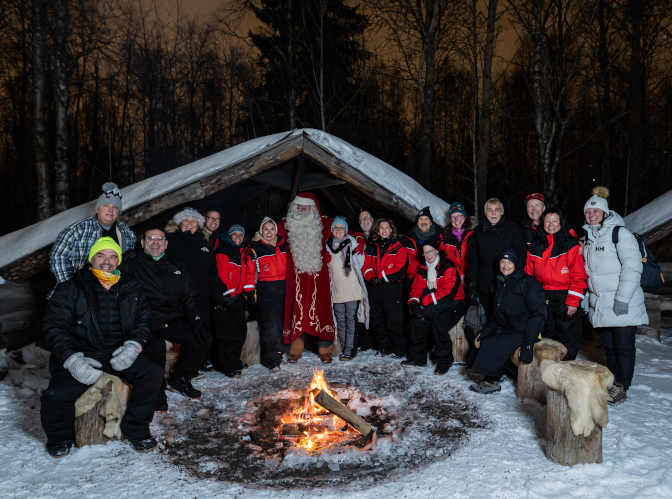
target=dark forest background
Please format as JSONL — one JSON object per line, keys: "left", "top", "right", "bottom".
{"left": 1, "top": 0, "right": 671, "bottom": 236}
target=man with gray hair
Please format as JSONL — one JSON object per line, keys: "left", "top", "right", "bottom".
{"left": 467, "top": 198, "right": 527, "bottom": 317}
{"left": 50, "top": 182, "right": 136, "bottom": 295}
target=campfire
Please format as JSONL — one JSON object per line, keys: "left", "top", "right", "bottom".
{"left": 279, "top": 369, "right": 374, "bottom": 452}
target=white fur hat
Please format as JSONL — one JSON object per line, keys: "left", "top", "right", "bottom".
{"left": 583, "top": 186, "right": 610, "bottom": 214}
{"left": 292, "top": 194, "right": 316, "bottom": 206}
{"left": 174, "top": 207, "right": 205, "bottom": 228}
{"left": 259, "top": 216, "right": 277, "bottom": 234}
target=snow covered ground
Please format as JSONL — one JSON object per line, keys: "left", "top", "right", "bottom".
{"left": 1, "top": 330, "right": 671, "bottom": 499}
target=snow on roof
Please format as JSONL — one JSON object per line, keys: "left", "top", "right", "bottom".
{"left": 0, "top": 129, "right": 451, "bottom": 272}
{"left": 624, "top": 189, "right": 672, "bottom": 236}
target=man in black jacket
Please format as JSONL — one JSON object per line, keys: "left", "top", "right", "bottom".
{"left": 40, "top": 237, "right": 163, "bottom": 458}
{"left": 467, "top": 198, "right": 527, "bottom": 317}
{"left": 121, "top": 228, "right": 212, "bottom": 405}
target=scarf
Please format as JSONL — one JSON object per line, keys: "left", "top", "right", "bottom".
{"left": 426, "top": 256, "right": 440, "bottom": 290}
{"left": 409, "top": 224, "right": 436, "bottom": 243}
{"left": 90, "top": 268, "right": 121, "bottom": 291}
{"left": 152, "top": 252, "right": 165, "bottom": 261}
{"left": 451, "top": 227, "right": 466, "bottom": 241}
{"left": 327, "top": 235, "right": 352, "bottom": 276}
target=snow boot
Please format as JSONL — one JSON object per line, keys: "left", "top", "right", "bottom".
{"left": 46, "top": 441, "right": 72, "bottom": 459}
{"left": 464, "top": 368, "right": 485, "bottom": 383}
{"left": 155, "top": 384, "right": 169, "bottom": 413}
{"left": 607, "top": 382, "right": 627, "bottom": 405}
{"left": 469, "top": 380, "right": 501, "bottom": 394}
{"left": 200, "top": 360, "right": 215, "bottom": 372}
{"left": 223, "top": 365, "right": 242, "bottom": 378}
{"left": 270, "top": 365, "right": 281, "bottom": 373}
{"left": 127, "top": 437, "right": 158, "bottom": 453}
{"left": 401, "top": 359, "right": 427, "bottom": 368}
{"left": 339, "top": 354, "right": 352, "bottom": 361}
{"left": 434, "top": 364, "right": 452, "bottom": 376}
{"left": 167, "top": 375, "right": 201, "bottom": 399}
{"left": 288, "top": 354, "right": 302, "bottom": 363}
{"left": 319, "top": 353, "right": 333, "bottom": 364}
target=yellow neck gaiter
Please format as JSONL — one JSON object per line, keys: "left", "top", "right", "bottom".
{"left": 90, "top": 268, "right": 121, "bottom": 290}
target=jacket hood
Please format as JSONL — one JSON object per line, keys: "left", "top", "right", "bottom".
{"left": 165, "top": 219, "right": 178, "bottom": 234}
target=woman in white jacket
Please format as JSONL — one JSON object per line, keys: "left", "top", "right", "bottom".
{"left": 583, "top": 187, "right": 648, "bottom": 405}
{"left": 326, "top": 216, "right": 370, "bottom": 360}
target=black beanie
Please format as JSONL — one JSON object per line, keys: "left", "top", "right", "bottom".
{"left": 497, "top": 248, "right": 519, "bottom": 268}
{"left": 416, "top": 206, "right": 433, "bottom": 224}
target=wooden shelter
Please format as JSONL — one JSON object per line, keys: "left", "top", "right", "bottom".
{"left": 0, "top": 129, "right": 451, "bottom": 349}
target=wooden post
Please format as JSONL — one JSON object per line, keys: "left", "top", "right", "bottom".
{"left": 74, "top": 381, "right": 114, "bottom": 447}
{"left": 545, "top": 387, "right": 602, "bottom": 466}
{"left": 517, "top": 359, "right": 548, "bottom": 403}
{"left": 164, "top": 340, "right": 184, "bottom": 380}
{"left": 448, "top": 318, "right": 468, "bottom": 363}
{"left": 240, "top": 321, "right": 261, "bottom": 366}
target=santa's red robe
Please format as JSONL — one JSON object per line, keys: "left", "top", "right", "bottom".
{"left": 277, "top": 193, "right": 335, "bottom": 344}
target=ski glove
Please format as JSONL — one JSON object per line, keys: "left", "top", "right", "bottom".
{"left": 219, "top": 294, "right": 237, "bottom": 309}
{"left": 369, "top": 277, "right": 381, "bottom": 287}
{"left": 64, "top": 352, "right": 103, "bottom": 385}
{"left": 110, "top": 341, "right": 143, "bottom": 371}
{"left": 468, "top": 283, "right": 479, "bottom": 307}
{"left": 244, "top": 291, "right": 256, "bottom": 305}
{"left": 193, "top": 319, "right": 209, "bottom": 341}
{"left": 354, "top": 238, "right": 366, "bottom": 255}
{"left": 519, "top": 343, "right": 534, "bottom": 365}
{"left": 409, "top": 302, "right": 424, "bottom": 320}
{"left": 613, "top": 300, "right": 629, "bottom": 317}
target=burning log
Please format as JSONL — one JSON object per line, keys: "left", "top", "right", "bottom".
{"left": 281, "top": 423, "right": 327, "bottom": 436}
{"left": 310, "top": 388, "right": 374, "bottom": 439}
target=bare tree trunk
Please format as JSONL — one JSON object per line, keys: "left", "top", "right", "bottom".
{"left": 287, "top": 0, "right": 296, "bottom": 129}
{"left": 54, "top": 0, "right": 71, "bottom": 212}
{"left": 625, "top": 0, "right": 643, "bottom": 212}
{"left": 476, "top": 0, "right": 498, "bottom": 210}
{"left": 32, "top": 0, "right": 51, "bottom": 220}
{"left": 471, "top": 0, "right": 479, "bottom": 209}
{"left": 598, "top": 1, "right": 614, "bottom": 188}
{"left": 416, "top": 2, "right": 438, "bottom": 189}
{"left": 318, "top": 0, "right": 325, "bottom": 131}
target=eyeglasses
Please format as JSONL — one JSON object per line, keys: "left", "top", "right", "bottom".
{"left": 205, "top": 216, "right": 220, "bottom": 222}
{"left": 359, "top": 215, "right": 373, "bottom": 220}
{"left": 145, "top": 236, "right": 166, "bottom": 242}
{"left": 333, "top": 227, "right": 346, "bottom": 231}
{"left": 423, "top": 251, "right": 436, "bottom": 256}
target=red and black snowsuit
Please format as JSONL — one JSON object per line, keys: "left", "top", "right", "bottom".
{"left": 213, "top": 241, "right": 256, "bottom": 372}
{"left": 406, "top": 257, "right": 466, "bottom": 369}
{"left": 441, "top": 228, "right": 475, "bottom": 284}
{"left": 525, "top": 225, "right": 587, "bottom": 360}
{"left": 363, "top": 238, "right": 409, "bottom": 356}
{"left": 250, "top": 236, "right": 286, "bottom": 369}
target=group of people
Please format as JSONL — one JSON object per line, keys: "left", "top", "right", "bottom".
{"left": 38, "top": 181, "right": 648, "bottom": 459}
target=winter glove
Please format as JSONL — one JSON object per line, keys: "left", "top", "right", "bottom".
{"left": 192, "top": 319, "right": 209, "bottom": 341}
{"left": 409, "top": 302, "right": 424, "bottom": 320}
{"left": 354, "top": 238, "right": 366, "bottom": 255}
{"left": 64, "top": 352, "right": 103, "bottom": 385}
{"left": 244, "top": 291, "right": 256, "bottom": 306}
{"left": 124, "top": 250, "right": 137, "bottom": 259}
{"left": 369, "top": 277, "right": 381, "bottom": 287}
{"left": 519, "top": 343, "right": 534, "bottom": 364}
{"left": 110, "top": 341, "right": 142, "bottom": 371}
{"left": 613, "top": 300, "right": 629, "bottom": 317}
{"left": 468, "top": 283, "right": 479, "bottom": 307}
{"left": 220, "top": 294, "right": 237, "bottom": 309}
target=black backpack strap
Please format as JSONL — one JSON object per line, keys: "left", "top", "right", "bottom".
{"left": 612, "top": 225, "right": 621, "bottom": 246}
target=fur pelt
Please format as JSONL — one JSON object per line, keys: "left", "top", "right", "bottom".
{"left": 164, "top": 219, "right": 209, "bottom": 239}
{"left": 284, "top": 204, "right": 324, "bottom": 274}
{"left": 592, "top": 186, "right": 610, "bottom": 199}
{"left": 540, "top": 359, "right": 613, "bottom": 437}
{"left": 511, "top": 338, "right": 567, "bottom": 367}
{"left": 74, "top": 374, "right": 131, "bottom": 439}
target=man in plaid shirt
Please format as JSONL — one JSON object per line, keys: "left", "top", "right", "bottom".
{"left": 49, "top": 183, "right": 136, "bottom": 295}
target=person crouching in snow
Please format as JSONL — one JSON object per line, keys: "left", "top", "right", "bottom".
{"left": 468, "top": 249, "right": 546, "bottom": 394}
{"left": 40, "top": 237, "right": 163, "bottom": 457}
{"left": 403, "top": 242, "right": 466, "bottom": 375}
{"left": 214, "top": 224, "right": 256, "bottom": 377}
{"left": 326, "top": 216, "right": 370, "bottom": 361}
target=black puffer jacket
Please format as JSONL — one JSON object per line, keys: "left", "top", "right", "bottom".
{"left": 119, "top": 251, "right": 202, "bottom": 332}
{"left": 43, "top": 268, "right": 152, "bottom": 368}
{"left": 483, "top": 268, "right": 546, "bottom": 345}
{"left": 165, "top": 220, "right": 226, "bottom": 306}
{"left": 467, "top": 216, "right": 527, "bottom": 296}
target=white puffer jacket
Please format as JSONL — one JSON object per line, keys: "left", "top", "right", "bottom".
{"left": 583, "top": 211, "right": 648, "bottom": 328}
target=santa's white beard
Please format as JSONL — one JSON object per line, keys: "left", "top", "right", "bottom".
{"left": 285, "top": 204, "right": 323, "bottom": 274}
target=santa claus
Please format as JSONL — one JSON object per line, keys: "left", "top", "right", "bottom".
{"left": 278, "top": 192, "right": 364, "bottom": 363}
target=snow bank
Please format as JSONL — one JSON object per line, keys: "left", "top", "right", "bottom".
{"left": 624, "top": 189, "right": 672, "bottom": 236}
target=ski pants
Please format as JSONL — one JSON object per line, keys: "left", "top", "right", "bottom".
{"left": 597, "top": 325, "right": 637, "bottom": 390}
{"left": 544, "top": 290, "right": 582, "bottom": 361}
{"left": 472, "top": 328, "right": 523, "bottom": 378}
{"left": 213, "top": 294, "right": 247, "bottom": 372}
{"left": 368, "top": 281, "right": 406, "bottom": 356}
{"left": 256, "top": 280, "right": 285, "bottom": 369}
{"left": 148, "top": 318, "right": 212, "bottom": 379}
{"left": 41, "top": 351, "right": 164, "bottom": 444}
{"left": 407, "top": 301, "right": 465, "bottom": 369}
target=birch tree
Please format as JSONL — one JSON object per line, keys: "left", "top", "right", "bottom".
{"left": 54, "top": 0, "right": 71, "bottom": 212}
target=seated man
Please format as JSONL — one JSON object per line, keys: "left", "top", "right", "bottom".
{"left": 468, "top": 249, "right": 546, "bottom": 394}
{"left": 40, "top": 237, "right": 163, "bottom": 458}
{"left": 403, "top": 242, "right": 466, "bottom": 375}
{"left": 120, "top": 228, "right": 211, "bottom": 406}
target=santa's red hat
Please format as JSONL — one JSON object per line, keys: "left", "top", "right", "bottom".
{"left": 292, "top": 194, "right": 316, "bottom": 206}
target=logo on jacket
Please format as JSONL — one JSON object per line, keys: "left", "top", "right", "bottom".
{"left": 561, "top": 266, "right": 569, "bottom": 274}
{"left": 174, "top": 270, "right": 181, "bottom": 274}
{"left": 388, "top": 263, "right": 395, "bottom": 270}
{"left": 201, "top": 247, "right": 209, "bottom": 252}
{"left": 263, "top": 264, "right": 270, "bottom": 271}
{"left": 596, "top": 247, "right": 604, "bottom": 251}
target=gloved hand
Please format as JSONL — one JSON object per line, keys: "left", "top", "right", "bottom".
{"left": 468, "top": 283, "right": 479, "bottom": 306}
{"left": 409, "top": 302, "right": 424, "bottom": 320}
{"left": 64, "top": 352, "right": 103, "bottom": 385}
{"left": 520, "top": 343, "right": 534, "bottom": 364}
{"left": 474, "top": 327, "right": 493, "bottom": 348}
{"left": 369, "top": 277, "right": 381, "bottom": 287}
{"left": 354, "top": 237, "right": 366, "bottom": 255}
{"left": 192, "top": 319, "right": 209, "bottom": 341}
{"left": 124, "top": 250, "right": 137, "bottom": 259}
{"left": 244, "top": 291, "right": 256, "bottom": 306}
{"left": 220, "top": 294, "right": 237, "bottom": 309}
{"left": 613, "top": 300, "right": 629, "bottom": 316}
{"left": 110, "top": 340, "right": 142, "bottom": 371}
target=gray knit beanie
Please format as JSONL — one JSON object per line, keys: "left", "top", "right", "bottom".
{"left": 174, "top": 207, "right": 205, "bottom": 228}
{"left": 96, "top": 182, "right": 123, "bottom": 214}
{"left": 229, "top": 224, "right": 245, "bottom": 237}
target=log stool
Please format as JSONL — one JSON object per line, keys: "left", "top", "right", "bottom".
{"left": 540, "top": 359, "right": 613, "bottom": 466}
{"left": 449, "top": 317, "right": 468, "bottom": 363}
{"left": 240, "top": 320, "right": 261, "bottom": 366}
{"left": 512, "top": 339, "right": 567, "bottom": 403}
{"left": 74, "top": 374, "right": 131, "bottom": 447}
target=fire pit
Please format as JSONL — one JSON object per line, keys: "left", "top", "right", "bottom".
{"left": 158, "top": 362, "right": 486, "bottom": 488}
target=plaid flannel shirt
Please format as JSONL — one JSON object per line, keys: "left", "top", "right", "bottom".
{"left": 49, "top": 215, "right": 136, "bottom": 286}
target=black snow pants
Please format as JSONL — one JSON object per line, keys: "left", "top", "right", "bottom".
{"left": 213, "top": 294, "right": 248, "bottom": 372}
{"left": 597, "top": 325, "right": 637, "bottom": 390}
{"left": 41, "top": 351, "right": 164, "bottom": 444}
{"left": 407, "top": 301, "right": 465, "bottom": 369}
{"left": 544, "top": 290, "right": 582, "bottom": 361}
{"left": 472, "top": 328, "right": 523, "bottom": 378}
{"left": 148, "top": 318, "right": 212, "bottom": 379}
{"left": 256, "top": 280, "right": 285, "bottom": 369}
{"left": 368, "top": 281, "right": 406, "bottom": 356}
